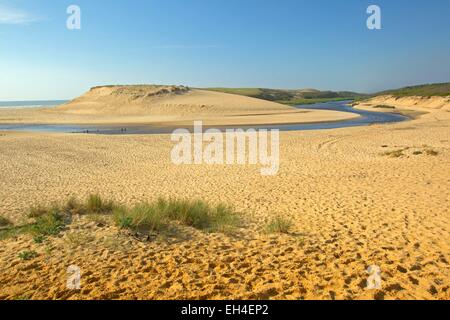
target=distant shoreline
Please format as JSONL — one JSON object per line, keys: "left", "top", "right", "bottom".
{"left": 0, "top": 100, "right": 69, "bottom": 109}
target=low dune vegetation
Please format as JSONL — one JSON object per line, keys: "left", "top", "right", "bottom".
{"left": 0, "top": 195, "right": 241, "bottom": 243}
{"left": 18, "top": 250, "right": 38, "bottom": 261}
{"left": 113, "top": 198, "right": 239, "bottom": 233}
{"left": 377, "top": 82, "right": 450, "bottom": 97}
{"left": 381, "top": 146, "right": 440, "bottom": 158}
{"left": 265, "top": 216, "right": 294, "bottom": 234}
{"left": 204, "top": 87, "right": 365, "bottom": 105}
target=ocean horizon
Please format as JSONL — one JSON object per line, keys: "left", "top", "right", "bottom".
{"left": 0, "top": 100, "right": 68, "bottom": 109}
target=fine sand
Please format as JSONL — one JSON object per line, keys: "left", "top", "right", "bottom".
{"left": 0, "top": 96, "right": 449, "bottom": 300}
{"left": 0, "top": 86, "right": 358, "bottom": 126}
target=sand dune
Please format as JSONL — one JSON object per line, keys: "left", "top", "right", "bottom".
{"left": 355, "top": 95, "right": 450, "bottom": 113}
{"left": 57, "top": 85, "right": 288, "bottom": 116}
{"left": 0, "top": 85, "right": 358, "bottom": 125}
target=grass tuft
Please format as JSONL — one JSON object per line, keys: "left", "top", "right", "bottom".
{"left": 265, "top": 216, "right": 293, "bottom": 234}
{"left": 64, "top": 197, "right": 86, "bottom": 215}
{"left": 28, "top": 205, "right": 49, "bottom": 218}
{"left": 30, "top": 210, "right": 65, "bottom": 237}
{"left": 86, "top": 194, "right": 115, "bottom": 214}
{"left": 2, "top": 195, "right": 240, "bottom": 242}
{"left": 113, "top": 203, "right": 167, "bottom": 232}
{"left": 18, "top": 250, "right": 38, "bottom": 261}
{"left": 114, "top": 198, "right": 239, "bottom": 233}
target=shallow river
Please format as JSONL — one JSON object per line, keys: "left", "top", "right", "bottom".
{"left": 0, "top": 100, "right": 408, "bottom": 134}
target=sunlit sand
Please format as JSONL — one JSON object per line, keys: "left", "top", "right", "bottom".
{"left": 0, "top": 92, "right": 448, "bottom": 300}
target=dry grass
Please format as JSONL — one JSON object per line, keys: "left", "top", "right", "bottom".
{"left": 265, "top": 216, "right": 293, "bottom": 234}
{"left": 86, "top": 194, "right": 115, "bottom": 214}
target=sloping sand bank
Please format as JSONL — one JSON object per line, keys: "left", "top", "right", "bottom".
{"left": 355, "top": 95, "right": 450, "bottom": 121}
{"left": 0, "top": 86, "right": 358, "bottom": 126}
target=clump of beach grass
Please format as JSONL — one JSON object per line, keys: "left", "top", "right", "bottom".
{"left": 0, "top": 224, "right": 29, "bottom": 241}
{"left": 265, "top": 216, "right": 293, "bottom": 234}
{"left": 1, "top": 205, "right": 68, "bottom": 241}
{"left": 1, "top": 195, "right": 240, "bottom": 243}
{"left": 159, "top": 198, "right": 238, "bottom": 231}
{"left": 86, "top": 194, "right": 115, "bottom": 214}
{"left": 28, "top": 205, "right": 49, "bottom": 218}
{"left": 114, "top": 198, "right": 240, "bottom": 233}
{"left": 63, "top": 197, "right": 86, "bottom": 215}
{"left": 30, "top": 209, "right": 66, "bottom": 237}
{"left": 113, "top": 203, "right": 168, "bottom": 232}
{"left": 18, "top": 250, "right": 38, "bottom": 261}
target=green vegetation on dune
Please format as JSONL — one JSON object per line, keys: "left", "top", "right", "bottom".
{"left": 205, "top": 82, "right": 450, "bottom": 105}
{"left": 377, "top": 82, "right": 450, "bottom": 97}
{"left": 265, "top": 216, "right": 293, "bottom": 234}
{"left": 0, "top": 195, "right": 240, "bottom": 241}
{"left": 276, "top": 97, "right": 353, "bottom": 106}
{"left": 114, "top": 198, "right": 239, "bottom": 234}
{"left": 206, "top": 87, "right": 264, "bottom": 98}
{"left": 204, "top": 87, "right": 366, "bottom": 106}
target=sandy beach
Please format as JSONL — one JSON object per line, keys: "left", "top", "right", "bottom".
{"left": 0, "top": 95, "right": 448, "bottom": 300}
{"left": 2, "top": 0, "right": 450, "bottom": 307}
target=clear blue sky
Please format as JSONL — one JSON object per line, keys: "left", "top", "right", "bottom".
{"left": 1, "top": 0, "right": 450, "bottom": 100}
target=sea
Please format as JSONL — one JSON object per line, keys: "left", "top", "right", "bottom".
{"left": 0, "top": 100, "right": 68, "bottom": 109}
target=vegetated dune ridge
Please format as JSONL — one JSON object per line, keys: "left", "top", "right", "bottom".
{"left": 0, "top": 93, "right": 449, "bottom": 300}
{"left": 204, "top": 87, "right": 366, "bottom": 105}
{"left": 0, "top": 85, "right": 358, "bottom": 125}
